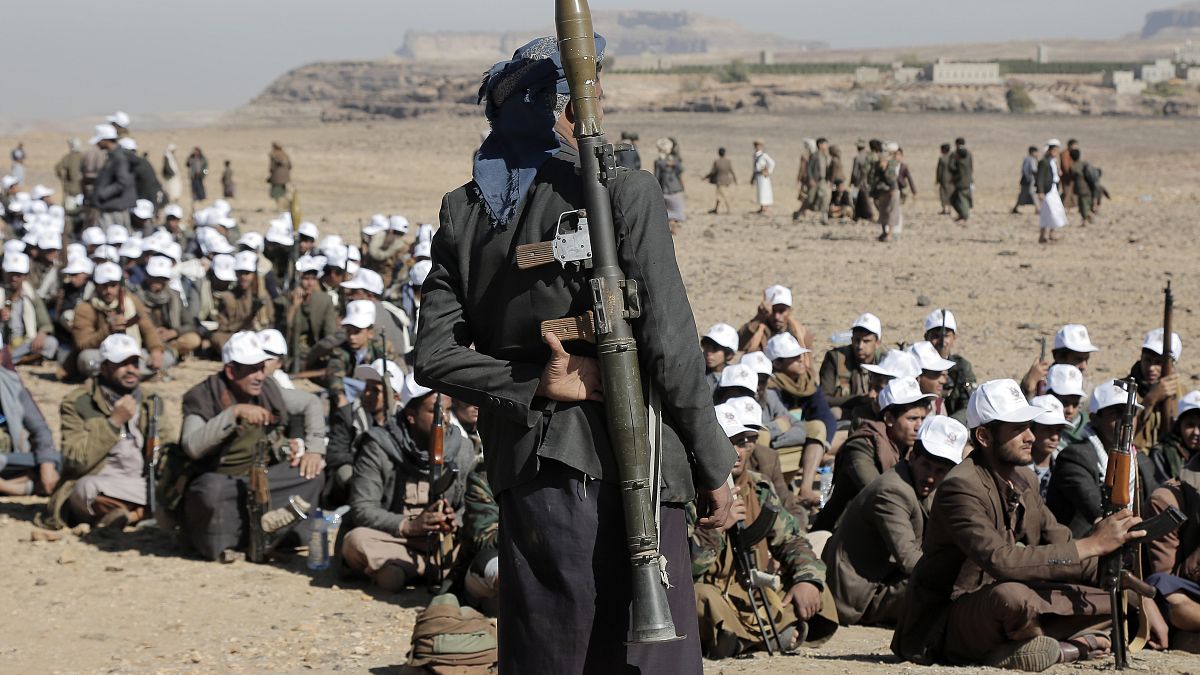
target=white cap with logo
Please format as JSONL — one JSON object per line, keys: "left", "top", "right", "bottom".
{"left": 702, "top": 323, "right": 739, "bottom": 353}
{"left": 145, "top": 255, "right": 174, "bottom": 279}
{"left": 726, "top": 396, "right": 766, "bottom": 430}
{"left": 1045, "top": 364, "right": 1085, "bottom": 397}
{"left": 2, "top": 252, "right": 30, "bottom": 275}
{"left": 1142, "top": 328, "right": 1182, "bottom": 362}
{"left": 1054, "top": 324, "right": 1098, "bottom": 353}
{"left": 1030, "top": 395, "right": 1071, "bottom": 427}
{"left": 908, "top": 341, "right": 956, "bottom": 373}
{"left": 211, "top": 254, "right": 236, "bottom": 282}
{"left": 923, "top": 309, "right": 957, "bottom": 334}
{"left": 765, "top": 333, "right": 809, "bottom": 361}
{"left": 222, "top": 331, "right": 271, "bottom": 365}
{"left": 131, "top": 199, "right": 155, "bottom": 220}
{"left": 233, "top": 250, "right": 259, "bottom": 273}
{"left": 296, "top": 254, "right": 326, "bottom": 274}
{"left": 967, "top": 379, "right": 1045, "bottom": 429}
{"left": 341, "top": 300, "right": 377, "bottom": 328}
{"left": 399, "top": 373, "right": 433, "bottom": 407}
{"left": 878, "top": 377, "right": 936, "bottom": 410}
{"left": 764, "top": 284, "right": 792, "bottom": 308}
{"left": 237, "top": 232, "right": 265, "bottom": 254}
{"left": 99, "top": 333, "right": 141, "bottom": 364}
{"left": 917, "top": 415, "right": 967, "bottom": 464}
{"left": 1178, "top": 390, "right": 1200, "bottom": 418}
{"left": 714, "top": 402, "right": 757, "bottom": 438}
{"left": 718, "top": 364, "right": 758, "bottom": 393}
{"left": 93, "top": 261, "right": 123, "bottom": 285}
{"left": 739, "top": 351, "right": 773, "bottom": 377}
{"left": 410, "top": 260, "right": 433, "bottom": 287}
{"left": 1089, "top": 379, "right": 1144, "bottom": 415}
{"left": 341, "top": 268, "right": 384, "bottom": 296}
{"left": 258, "top": 328, "right": 288, "bottom": 357}
{"left": 354, "top": 358, "right": 405, "bottom": 394}
{"left": 863, "top": 350, "right": 921, "bottom": 379}
{"left": 852, "top": 312, "right": 882, "bottom": 338}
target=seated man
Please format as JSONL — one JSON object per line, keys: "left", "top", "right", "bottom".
{"left": 701, "top": 322, "right": 739, "bottom": 391}
{"left": 134, "top": 255, "right": 201, "bottom": 362}
{"left": 324, "top": 355, "right": 395, "bottom": 507}
{"left": 844, "top": 349, "right": 921, "bottom": 427}
{"left": 285, "top": 254, "right": 336, "bottom": 372}
{"left": 449, "top": 397, "right": 482, "bottom": 458}
{"left": 907, "top": 341, "right": 958, "bottom": 421}
{"left": 1145, "top": 426, "right": 1200, "bottom": 651}
{"left": 922, "top": 309, "right": 976, "bottom": 418}
{"left": 723, "top": 394, "right": 806, "bottom": 523}
{"left": 319, "top": 300, "right": 394, "bottom": 408}
{"left": 178, "top": 331, "right": 326, "bottom": 561}
{"left": 819, "top": 312, "right": 883, "bottom": 419}
{"left": 1, "top": 251, "right": 58, "bottom": 365}
{"left": 738, "top": 284, "right": 814, "bottom": 356}
{"left": 823, "top": 415, "right": 966, "bottom": 626}
{"left": 1044, "top": 364, "right": 1087, "bottom": 449}
{"left": 342, "top": 371, "right": 475, "bottom": 592}
{"left": 70, "top": 261, "right": 165, "bottom": 380}
{"left": 462, "top": 458, "right": 499, "bottom": 614}
{"left": 338, "top": 267, "right": 410, "bottom": 354}
{"left": 1027, "top": 395, "right": 1072, "bottom": 501}
{"left": 1130, "top": 328, "right": 1186, "bottom": 453}
{"left": 44, "top": 334, "right": 173, "bottom": 529}
{"left": 0, "top": 364, "right": 60, "bottom": 497}
{"left": 766, "top": 333, "right": 837, "bottom": 506}
{"left": 1151, "top": 391, "right": 1200, "bottom": 483}
{"left": 893, "top": 378, "right": 1166, "bottom": 670}
{"left": 1049, "top": 379, "right": 1159, "bottom": 538}
{"left": 739, "top": 352, "right": 809, "bottom": 451}
{"left": 212, "top": 251, "right": 274, "bottom": 351}
{"left": 691, "top": 401, "right": 835, "bottom": 658}
{"left": 814, "top": 377, "right": 932, "bottom": 532}
{"left": 1021, "top": 323, "right": 1098, "bottom": 398}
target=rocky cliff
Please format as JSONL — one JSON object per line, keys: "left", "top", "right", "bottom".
{"left": 1142, "top": 2, "right": 1200, "bottom": 38}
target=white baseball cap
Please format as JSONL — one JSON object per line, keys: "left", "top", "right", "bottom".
{"left": 141, "top": 231, "right": 170, "bottom": 254}
{"left": 765, "top": 333, "right": 809, "bottom": 361}
{"left": 105, "top": 224, "right": 129, "bottom": 245}
{"left": 216, "top": 216, "right": 237, "bottom": 230}
{"left": 324, "top": 247, "right": 348, "bottom": 271}
{"left": 89, "top": 123, "right": 119, "bottom": 145}
{"left": 1089, "top": 379, "right": 1143, "bottom": 415}
{"left": 363, "top": 214, "right": 389, "bottom": 236}
{"left": 3, "top": 240, "right": 25, "bottom": 257}
{"left": 319, "top": 235, "right": 345, "bottom": 255}
{"left": 1054, "top": 324, "right": 1098, "bottom": 353}
{"left": 145, "top": 255, "right": 174, "bottom": 279}
{"left": 410, "top": 259, "right": 433, "bottom": 287}
{"left": 257, "top": 328, "right": 288, "bottom": 357}
{"left": 222, "top": 331, "right": 271, "bottom": 365}
{"left": 917, "top": 415, "right": 967, "bottom": 464}
{"left": 1045, "top": 364, "right": 1085, "bottom": 397}
{"left": 1046, "top": 138, "right": 1061, "bottom": 148}
{"left": 764, "top": 284, "right": 792, "bottom": 308}
{"left": 1030, "top": 395, "right": 1071, "bottom": 428}
{"left": 118, "top": 239, "right": 143, "bottom": 259}
{"left": 412, "top": 240, "right": 432, "bottom": 259}
{"left": 92, "top": 245, "right": 120, "bottom": 263}
{"left": 863, "top": 350, "right": 921, "bottom": 379}
{"left": 908, "top": 341, "right": 956, "bottom": 373}
{"left": 967, "top": 378, "right": 1045, "bottom": 428}
{"left": 202, "top": 231, "right": 235, "bottom": 256}
{"left": 164, "top": 242, "right": 183, "bottom": 262}
{"left": 265, "top": 219, "right": 294, "bottom": 246}
{"left": 3, "top": 252, "right": 31, "bottom": 275}
{"left": 878, "top": 377, "right": 936, "bottom": 410}
{"left": 727, "top": 395, "right": 766, "bottom": 430}
{"left": 211, "top": 254, "right": 236, "bottom": 282}
{"left": 923, "top": 308, "right": 957, "bottom": 334}
{"left": 399, "top": 372, "right": 433, "bottom": 407}
{"left": 296, "top": 254, "right": 326, "bottom": 274}
{"left": 193, "top": 207, "right": 215, "bottom": 227}
{"left": 390, "top": 215, "right": 410, "bottom": 233}
{"left": 211, "top": 199, "right": 232, "bottom": 217}
{"left": 702, "top": 323, "right": 739, "bottom": 353}
{"left": 233, "top": 250, "right": 259, "bottom": 273}
{"left": 342, "top": 299, "right": 376, "bottom": 328}
{"left": 298, "top": 221, "right": 319, "bottom": 239}
{"left": 30, "top": 184, "right": 54, "bottom": 200}
{"left": 36, "top": 232, "right": 62, "bottom": 251}
{"left": 718, "top": 364, "right": 758, "bottom": 394}
{"left": 106, "top": 110, "right": 131, "bottom": 128}
{"left": 99, "top": 333, "right": 140, "bottom": 364}
{"left": 81, "top": 226, "right": 106, "bottom": 247}
{"left": 852, "top": 312, "right": 882, "bottom": 338}
{"left": 237, "top": 232, "right": 265, "bottom": 254}
{"left": 354, "top": 358, "right": 405, "bottom": 394}
{"left": 739, "top": 351, "right": 773, "bottom": 377}
{"left": 131, "top": 199, "right": 155, "bottom": 220}
{"left": 1142, "top": 328, "right": 1182, "bottom": 362}
{"left": 118, "top": 137, "right": 138, "bottom": 151}
{"left": 163, "top": 204, "right": 184, "bottom": 220}
{"left": 63, "top": 256, "right": 94, "bottom": 276}
{"left": 1178, "top": 390, "right": 1200, "bottom": 418}
{"left": 93, "top": 261, "right": 123, "bottom": 285}
{"left": 714, "top": 402, "right": 758, "bottom": 438}
{"left": 341, "top": 268, "right": 384, "bottom": 296}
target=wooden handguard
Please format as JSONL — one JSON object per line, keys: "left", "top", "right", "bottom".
{"left": 541, "top": 311, "right": 596, "bottom": 343}
{"left": 516, "top": 241, "right": 557, "bottom": 269}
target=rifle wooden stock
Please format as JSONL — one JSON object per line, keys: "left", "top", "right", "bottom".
{"left": 1101, "top": 377, "right": 1140, "bottom": 669}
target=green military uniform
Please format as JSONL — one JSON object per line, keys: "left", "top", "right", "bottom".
{"left": 1150, "top": 433, "right": 1194, "bottom": 484}
{"left": 942, "top": 354, "right": 977, "bottom": 418}
{"left": 321, "top": 336, "right": 395, "bottom": 400}
{"left": 1071, "top": 158, "right": 1096, "bottom": 221}
{"left": 946, "top": 148, "right": 973, "bottom": 220}
{"left": 820, "top": 344, "right": 882, "bottom": 412}
{"left": 935, "top": 153, "right": 952, "bottom": 211}
{"left": 289, "top": 289, "right": 338, "bottom": 371}
{"left": 688, "top": 470, "right": 835, "bottom": 654}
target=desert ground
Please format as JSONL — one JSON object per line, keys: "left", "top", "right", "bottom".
{"left": 2, "top": 103, "right": 1199, "bottom": 673}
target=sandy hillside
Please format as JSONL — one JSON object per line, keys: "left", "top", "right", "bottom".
{"left": 2, "top": 107, "right": 1199, "bottom": 673}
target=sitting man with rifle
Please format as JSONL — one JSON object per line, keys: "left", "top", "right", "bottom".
{"left": 43, "top": 334, "right": 173, "bottom": 529}
{"left": 691, "top": 401, "right": 835, "bottom": 659}
{"left": 822, "top": 415, "right": 967, "bottom": 627}
{"left": 1130, "top": 327, "right": 1186, "bottom": 453}
{"left": 69, "top": 261, "right": 166, "bottom": 381}
{"left": 893, "top": 379, "right": 1171, "bottom": 671}
{"left": 342, "top": 370, "right": 474, "bottom": 592}
{"left": 211, "top": 251, "right": 274, "bottom": 352}
{"left": 177, "top": 331, "right": 326, "bottom": 562}
{"left": 284, "top": 254, "right": 336, "bottom": 374}
{"left": 1151, "top": 389, "right": 1200, "bottom": 483}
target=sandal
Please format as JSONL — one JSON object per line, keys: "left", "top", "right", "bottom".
{"left": 1064, "top": 632, "right": 1110, "bottom": 661}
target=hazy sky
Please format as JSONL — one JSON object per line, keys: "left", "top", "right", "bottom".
{"left": 4, "top": 0, "right": 1172, "bottom": 120}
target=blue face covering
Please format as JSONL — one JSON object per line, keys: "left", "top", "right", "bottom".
{"left": 473, "top": 35, "right": 605, "bottom": 229}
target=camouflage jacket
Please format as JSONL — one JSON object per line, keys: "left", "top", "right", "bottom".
{"left": 943, "top": 354, "right": 977, "bottom": 417}
{"left": 322, "top": 336, "right": 394, "bottom": 397}
{"left": 463, "top": 461, "right": 498, "bottom": 556}
{"left": 686, "top": 471, "right": 825, "bottom": 592}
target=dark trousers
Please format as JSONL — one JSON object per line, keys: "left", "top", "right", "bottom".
{"left": 182, "top": 462, "right": 324, "bottom": 560}
{"left": 497, "top": 459, "right": 702, "bottom": 674}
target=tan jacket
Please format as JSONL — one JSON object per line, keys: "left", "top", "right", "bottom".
{"left": 43, "top": 382, "right": 178, "bottom": 529}
{"left": 71, "top": 293, "right": 164, "bottom": 352}
{"left": 216, "top": 287, "right": 274, "bottom": 334}
{"left": 891, "top": 455, "right": 1097, "bottom": 664}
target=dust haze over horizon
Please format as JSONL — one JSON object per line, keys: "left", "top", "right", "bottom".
{"left": 4, "top": 0, "right": 1174, "bottom": 121}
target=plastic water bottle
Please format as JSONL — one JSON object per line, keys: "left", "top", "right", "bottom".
{"left": 817, "top": 466, "right": 834, "bottom": 509}
{"left": 830, "top": 329, "right": 853, "bottom": 347}
{"left": 307, "top": 508, "right": 330, "bottom": 570}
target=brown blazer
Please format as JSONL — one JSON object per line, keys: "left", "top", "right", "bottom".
{"left": 822, "top": 461, "right": 930, "bottom": 625}
{"left": 71, "top": 294, "right": 165, "bottom": 353}
{"left": 891, "top": 454, "right": 1098, "bottom": 664}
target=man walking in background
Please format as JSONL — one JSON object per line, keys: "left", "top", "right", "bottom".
{"left": 704, "top": 147, "right": 736, "bottom": 214}
{"left": 268, "top": 142, "right": 291, "bottom": 210}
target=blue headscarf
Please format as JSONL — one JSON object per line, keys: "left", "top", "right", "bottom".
{"left": 473, "top": 35, "right": 606, "bottom": 228}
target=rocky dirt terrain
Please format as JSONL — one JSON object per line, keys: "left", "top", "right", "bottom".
{"left": 3, "top": 107, "right": 1200, "bottom": 672}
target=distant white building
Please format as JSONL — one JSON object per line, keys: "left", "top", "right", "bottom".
{"left": 1036, "top": 44, "right": 1050, "bottom": 64}
{"left": 892, "top": 65, "right": 922, "bottom": 84}
{"left": 853, "top": 66, "right": 881, "bottom": 84}
{"left": 1176, "top": 40, "right": 1200, "bottom": 65}
{"left": 1136, "top": 58, "right": 1176, "bottom": 84}
{"left": 924, "top": 59, "right": 1002, "bottom": 85}
{"left": 1104, "top": 70, "right": 1147, "bottom": 95}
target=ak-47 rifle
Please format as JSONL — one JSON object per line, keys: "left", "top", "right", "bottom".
{"left": 428, "top": 393, "right": 449, "bottom": 589}
{"left": 939, "top": 308, "right": 948, "bottom": 359}
{"left": 143, "top": 394, "right": 162, "bottom": 527}
{"left": 247, "top": 421, "right": 312, "bottom": 563}
{"left": 1161, "top": 280, "right": 1175, "bottom": 430}
{"left": 727, "top": 502, "right": 787, "bottom": 655}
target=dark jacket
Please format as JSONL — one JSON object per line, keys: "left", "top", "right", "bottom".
{"left": 130, "top": 153, "right": 163, "bottom": 205}
{"left": 1047, "top": 431, "right": 1158, "bottom": 538}
{"left": 1035, "top": 157, "right": 1058, "bottom": 196}
{"left": 414, "top": 147, "right": 733, "bottom": 503}
{"left": 892, "top": 455, "right": 1098, "bottom": 664}
{"left": 813, "top": 420, "right": 900, "bottom": 531}
{"left": 946, "top": 148, "right": 972, "bottom": 189}
{"left": 93, "top": 148, "right": 136, "bottom": 212}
